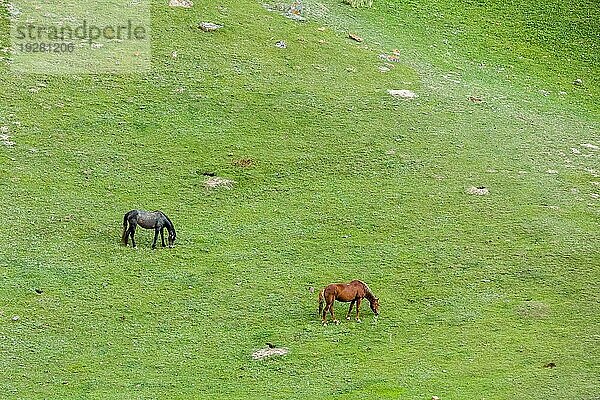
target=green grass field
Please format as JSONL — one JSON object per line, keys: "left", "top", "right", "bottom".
{"left": 0, "top": 0, "right": 598, "bottom": 398}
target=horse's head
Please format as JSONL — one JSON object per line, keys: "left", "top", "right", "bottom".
{"left": 369, "top": 297, "right": 380, "bottom": 316}
{"left": 168, "top": 230, "right": 176, "bottom": 247}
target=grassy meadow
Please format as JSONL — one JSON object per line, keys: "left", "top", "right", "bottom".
{"left": 0, "top": 0, "right": 598, "bottom": 398}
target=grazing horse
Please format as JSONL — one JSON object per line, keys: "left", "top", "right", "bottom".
{"left": 121, "top": 210, "right": 176, "bottom": 249}
{"left": 318, "top": 280, "right": 379, "bottom": 325}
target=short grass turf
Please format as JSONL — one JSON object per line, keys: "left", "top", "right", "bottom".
{"left": 0, "top": 0, "right": 598, "bottom": 398}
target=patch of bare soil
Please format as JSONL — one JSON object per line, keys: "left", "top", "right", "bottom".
{"left": 1, "top": 130, "right": 14, "bottom": 147}
{"left": 379, "top": 50, "right": 401, "bottom": 63}
{"left": 517, "top": 301, "right": 550, "bottom": 319}
{"left": 262, "top": 1, "right": 306, "bottom": 21}
{"left": 232, "top": 158, "right": 254, "bottom": 168}
{"left": 252, "top": 347, "right": 289, "bottom": 360}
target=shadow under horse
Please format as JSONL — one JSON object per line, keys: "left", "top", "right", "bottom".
{"left": 121, "top": 210, "right": 176, "bottom": 249}
{"left": 318, "top": 280, "right": 379, "bottom": 325}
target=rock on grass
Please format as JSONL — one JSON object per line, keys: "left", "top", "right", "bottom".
{"left": 388, "top": 89, "right": 417, "bottom": 99}
{"left": 169, "top": 0, "right": 193, "bottom": 7}
{"left": 204, "top": 176, "right": 235, "bottom": 190}
{"left": 466, "top": 186, "right": 489, "bottom": 195}
{"left": 252, "top": 347, "right": 288, "bottom": 360}
{"left": 199, "top": 22, "right": 223, "bottom": 32}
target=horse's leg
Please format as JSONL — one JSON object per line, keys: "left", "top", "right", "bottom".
{"left": 329, "top": 300, "right": 339, "bottom": 324}
{"left": 160, "top": 228, "right": 166, "bottom": 247}
{"left": 130, "top": 225, "right": 137, "bottom": 248}
{"left": 355, "top": 298, "right": 362, "bottom": 322}
{"left": 123, "top": 224, "right": 129, "bottom": 246}
{"left": 322, "top": 302, "right": 328, "bottom": 325}
{"left": 346, "top": 300, "right": 355, "bottom": 320}
{"left": 152, "top": 229, "right": 159, "bottom": 249}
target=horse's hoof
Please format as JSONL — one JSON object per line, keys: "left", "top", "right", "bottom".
{"left": 356, "top": 319, "right": 362, "bottom": 323}
{"left": 334, "top": 320, "right": 340, "bottom": 325}
{"left": 346, "top": 316, "right": 351, "bottom": 320}
{"left": 322, "top": 322, "right": 327, "bottom": 326}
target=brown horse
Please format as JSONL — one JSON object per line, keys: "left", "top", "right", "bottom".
{"left": 318, "top": 280, "right": 379, "bottom": 325}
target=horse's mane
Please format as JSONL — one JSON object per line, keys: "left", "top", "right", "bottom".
{"left": 157, "top": 211, "right": 175, "bottom": 233}
{"left": 360, "top": 281, "right": 376, "bottom": 301}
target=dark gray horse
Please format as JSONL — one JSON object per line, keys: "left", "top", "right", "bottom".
{"left": 121, "top": 210, "right": 176, "bottom": 249}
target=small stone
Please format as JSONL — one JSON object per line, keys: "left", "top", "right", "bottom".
{"left": 275, "top": 40, "right": 287, "bottom": 49}
{"left": 348, "top": 33, "right": 363, "bottom": 42}
{"left": 12, "top": 315, "right": 20, "bottom": 321}
{"left": 252, "top": 347, "right": 289, "bottom": 360}
{"left": 581, "top": 143, "right": 599, "bottom": 150}
{"left": 573, "top": 78, "right": 583, "bottom": 85}
{"left": 289, "top": 0, "right": 303, "bottom": 15}
{"left": 547, "top": 169, "right": 559, "bottom": 174}
{"left": 379, "top": 53, "right": 400, "bottom": 62}
{"left": 285, "top": 13, "right": 305, "bottom": 21}
{"left": 169, "top": 0, "right": 193, "bottom": 7}
{"left": 199, "top": 22, "right": 223, "bottom": 32}
{"left": 204, "top": 176, "right": 235, "bottom": 190}
{"left": 388, "top": 89, "right": 417, "bottom": 99}
{"left": 466, "top": 186, "right": 489, "bottom": 196}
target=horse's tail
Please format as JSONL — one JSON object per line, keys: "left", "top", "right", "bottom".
{"left": 121, "top": 211, "right": 132, "bottom": 244}
{"left": 318, "top": 288, "right": 325, "bottom": 316}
